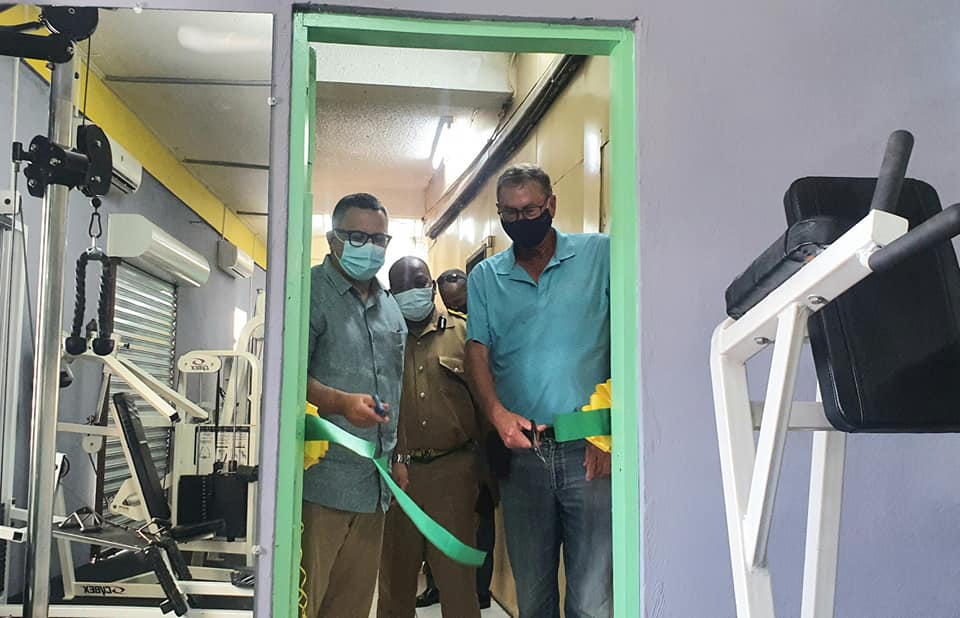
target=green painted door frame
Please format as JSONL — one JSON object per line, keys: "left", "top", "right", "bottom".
{"left": 280, "top": 12, "right": 640, "bottom": 618}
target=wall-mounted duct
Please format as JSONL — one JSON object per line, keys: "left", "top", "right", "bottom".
{"left": 106, "top": 213, "right": 210, "bottom": 287}
{"left": 425, "top": 54, "right": 587, "bottom": 239}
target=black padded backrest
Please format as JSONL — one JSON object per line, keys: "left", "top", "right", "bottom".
{"left": 113, "top": 393, "right": 172, "bottom": 520}
{"left": 785, "top": 177, "right": 960, "bottom": 432}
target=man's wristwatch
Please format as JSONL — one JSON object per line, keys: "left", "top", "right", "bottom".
{"left": 393, "top": 453, "right": 411, "bottom": 465}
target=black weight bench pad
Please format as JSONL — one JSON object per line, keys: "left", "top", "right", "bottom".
{"left": 785, "top": 177, "right": 960, "bottom": 432}
{"left": 725, "top": 216, "right": 850, "bottom": 319}
{"left": 113, "top": 393, "right": 224, "bottom": 538}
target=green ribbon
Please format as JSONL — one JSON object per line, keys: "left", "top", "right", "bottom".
{"left": 304, "top": 414, "right": 486, "bottom": 568}
{"left": 553, "top": 408, "right": 611, "bottom": 443}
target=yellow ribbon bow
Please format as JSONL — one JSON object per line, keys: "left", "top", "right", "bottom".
{"left": 580, "top": 379, "right": 612, "bottom": 453}
{"left": 303, "top": 402, "right": 329, "bottom": 470}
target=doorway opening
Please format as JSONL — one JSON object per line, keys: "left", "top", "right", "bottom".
{"left": 280, "top": 12, "right": 638, "bottom": 618}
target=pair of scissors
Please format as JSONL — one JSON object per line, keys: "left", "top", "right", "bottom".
{"left": 521, "top": 418, "right": 547, "bottom": 464}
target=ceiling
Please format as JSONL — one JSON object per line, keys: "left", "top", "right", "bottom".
{"left": 86, "top": 10, "right": 513, "bottom": 243}
{"left": 312, "top": 44, "right": 513, "bottom": 222}
{"left": 89, "top": 9, "right": 272, "bottom": 239}
{"left": 312, "top": 84, "right": 501, "bottom": 218}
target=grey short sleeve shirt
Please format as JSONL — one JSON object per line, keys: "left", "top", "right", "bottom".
{"left": 304, "top": 256, "right": 406, "bottom": 513}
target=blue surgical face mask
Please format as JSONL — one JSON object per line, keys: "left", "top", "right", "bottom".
{"left": 336, "top": 242, "right": 386, "bottom": 281}
{"left": 394, "top": 287, "right": 435, "bottom": 322}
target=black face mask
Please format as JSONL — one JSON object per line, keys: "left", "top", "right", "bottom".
{"left": 503, "top": 211, "right": 553, "bottom": 249}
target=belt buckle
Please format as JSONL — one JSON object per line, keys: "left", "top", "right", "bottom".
{"left": 523, "top": 418, "right": 547, "bottom": 464}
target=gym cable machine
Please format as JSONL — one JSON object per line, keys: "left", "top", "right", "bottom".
{"left": 0, "top": 7, "right": 114, "bottom": 617}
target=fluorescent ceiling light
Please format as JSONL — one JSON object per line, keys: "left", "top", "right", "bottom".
{"left": 177, "top": 26, "right": 271, "bottom": 54}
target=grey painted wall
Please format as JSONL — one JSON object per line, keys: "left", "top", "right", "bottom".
{"left": 636, "top": 2, "right": 960, "bottom": 616}
{"left": 0, "top": 58, "right": 266, "bottom": 589}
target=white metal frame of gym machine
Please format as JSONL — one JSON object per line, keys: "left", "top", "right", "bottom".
{"left": 0, "top": 303, "right": 266, "bottom": 617}
{"left": 709, "top": 131, "right": 941, "bottom": 617}
{"left": 0, "top": 255, "right": 263, "bottom": 615}
{"left": 56, "top": 348, "right": 242, "bottom": 600}
{"left": 710, "top": 212, "right": 898, "bottom": 618}
{"left": 170, "top": 292, "right": 264, "bottom": 563}
{"left": 0, "top": 196, "right": 28, "bottom": 606}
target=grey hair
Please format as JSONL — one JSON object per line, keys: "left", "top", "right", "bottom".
{"left": 496, "top": 164, "right": 553, "bottom": 200}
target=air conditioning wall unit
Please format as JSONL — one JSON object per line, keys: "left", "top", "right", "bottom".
{"left": 217, "top": 239, "right": 254, "bottom": 279}
{"left": 107, "top": 136, "right": 143, "bottom": 195}
{"left": 107, "top": 213, "right": 210, "bottom": 287}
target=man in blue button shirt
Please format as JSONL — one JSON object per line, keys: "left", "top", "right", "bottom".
{"left": 466, "top": 165, "right": 612, "bottom": 617}
{"left": 301, "top": 193, "right": 407, "bottom": 618}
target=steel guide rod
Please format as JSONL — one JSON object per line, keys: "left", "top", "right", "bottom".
{"left": 23, "top": 56, "right": 76, "bottom": 618}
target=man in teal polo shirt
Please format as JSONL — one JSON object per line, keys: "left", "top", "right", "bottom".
{"left": 465, "top": 164, "right": 612, "bottom": 617}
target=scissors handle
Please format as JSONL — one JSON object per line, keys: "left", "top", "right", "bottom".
{"left": 372, "top": 394, "right": 385, "bottom": 417}
{"left": 521, "top": 418, "right": 547, "bottom": 463}
{"left": 520, "top": 419, "right": 537, "bottom": 444}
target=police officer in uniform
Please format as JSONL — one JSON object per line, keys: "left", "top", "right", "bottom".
{"left": 377, "top": 256, "right": 482, "bottom": 618}
{"left": 418, "top": 266, "right": 498, "bottom": 611}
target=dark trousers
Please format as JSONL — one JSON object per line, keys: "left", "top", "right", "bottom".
{"left": 475, "top": 484, "right": 496, "bottom": 597}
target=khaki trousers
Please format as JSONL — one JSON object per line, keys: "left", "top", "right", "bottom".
{"left": 301, "top": 501, "right": 385, "bottom": 618}
{"left": 377, "top": 451, "right": 480, "bottom": 618}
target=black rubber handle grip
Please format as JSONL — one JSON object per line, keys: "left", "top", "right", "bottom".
{"left": 868, "top": 203, "right": 960, "bottom": 273}
{"left": 65, "top": 252, "right": 94, "bottom": 355}
{"left": 65, "top": 249, "right": 116, "bottom": 356}
{"left": 869, "top": 130, "right": 914, "bottom": 214}
{"left": 92, "top": 258, "right": 117, "bottom": 356}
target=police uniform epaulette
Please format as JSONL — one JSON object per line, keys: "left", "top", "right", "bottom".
{"left": 447, "top": 309, "right": 467, "bottom": 321}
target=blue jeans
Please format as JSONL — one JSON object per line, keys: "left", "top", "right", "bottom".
{"left": 500, "top": 437, "right": 612, "bottom": 618}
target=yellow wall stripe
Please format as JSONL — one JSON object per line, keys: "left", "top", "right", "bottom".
{"left": 1, "top": 5, "right": 268, "bottom": 268}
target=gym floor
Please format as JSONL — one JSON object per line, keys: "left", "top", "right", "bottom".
{"left": 368, "top": 573, "right": 511, "bottom": 617}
